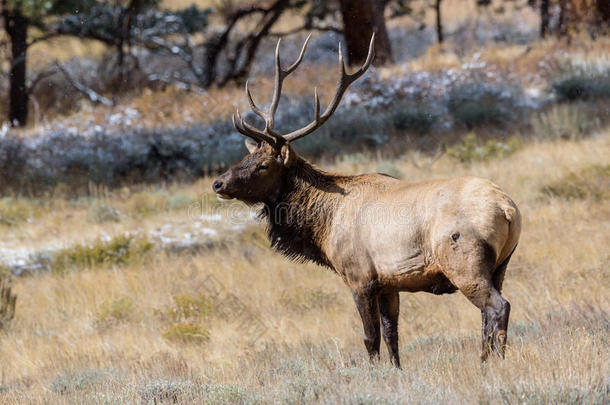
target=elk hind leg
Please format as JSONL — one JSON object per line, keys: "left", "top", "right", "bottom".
{"left": 443, "top": 243, "right": 510, "bottom": 361}
{"left": 458, "top": 278, "right": 509, "bottom": 361}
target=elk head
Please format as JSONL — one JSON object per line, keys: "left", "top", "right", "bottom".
{"left": 212, "top": 34, "right": 375, "bottom": 204}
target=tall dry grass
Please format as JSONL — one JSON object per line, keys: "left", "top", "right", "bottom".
{"left": 0, "top": 129, "right": 608, "bottom": 403}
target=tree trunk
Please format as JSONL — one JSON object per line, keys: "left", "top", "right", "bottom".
{"left": 597, "top": 0, "right": 610, "bottom": 23}
{"left": 339, "top": 0, "right": 392, "bottom": 65}
{"left": 116, "top": 0, "right": 144, "bottom": 88}
{"left": 435, "top": 0, "right": 443, "bottom": 43}
{"left": 540, "top": 0, "right": 550, "bottom": 38}
{"left": 4, "top": 9, "right": 28, "bottom": 126}
{"left": 558, "top": 0, "right": 569, "bottom": 37}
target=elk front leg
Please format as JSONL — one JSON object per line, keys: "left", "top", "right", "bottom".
{"left": 379, "top": 291, "right": 401, "bottom": 368}
{"left": 352, "top": 288, "right": 381, "bottom": 362}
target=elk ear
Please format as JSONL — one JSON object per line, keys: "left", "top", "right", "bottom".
{"left": 244, "top": 138, "right": 259, "bottom": 154}
{"left": 280, "top": 144, "right": 295, "bottom": 167}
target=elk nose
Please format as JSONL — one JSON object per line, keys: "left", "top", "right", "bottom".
{"left": 212, "top": 180, "right": 223, "bottom": 192}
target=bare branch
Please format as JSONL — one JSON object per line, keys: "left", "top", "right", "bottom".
{"left": 220, "top": 0, "right": 291, "bottom": 86}
{"left": 147, "top": 33, "right": 206, "bottom": 85}
{"left": 27, "top": 31, "right": 61, "bottom": 48}
{"left": 55, "top": 62, "right": 114, "bottom": 107}
{"left": 269, "top": 23, "right": 343, "bottom": 37}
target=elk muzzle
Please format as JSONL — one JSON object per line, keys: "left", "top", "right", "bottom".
{"left": 212, "top": 174, "right": 233, "bottom": 200}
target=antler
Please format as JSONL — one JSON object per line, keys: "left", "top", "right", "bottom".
{"left": 233, "top": 33, "right": 375, "bottom": 146}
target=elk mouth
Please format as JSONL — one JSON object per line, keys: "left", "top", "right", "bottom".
{"left": 215, "top": 193, "right": 233, "bottom": 201}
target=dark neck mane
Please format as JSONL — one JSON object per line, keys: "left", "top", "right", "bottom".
{"left": 259, "top": 158, "right": 347, "bottom": 268}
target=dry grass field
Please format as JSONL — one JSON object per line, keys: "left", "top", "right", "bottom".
{"left": 0, "top": 127, "right": 608, "bottom": 403}
{"left": 0, "top": 2, "right": 609, "bottom": 402}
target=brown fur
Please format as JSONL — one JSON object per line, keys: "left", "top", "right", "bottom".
{"left": 261, "top": 157, "right": 345, "bottom": 268}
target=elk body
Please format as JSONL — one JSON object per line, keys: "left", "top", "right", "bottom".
{"left": 213, "top": 35, "right": 521, "bottom": 366}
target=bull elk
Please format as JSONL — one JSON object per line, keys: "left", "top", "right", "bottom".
{"left": 213, "top": 34, "right": 521, "bottom": 366}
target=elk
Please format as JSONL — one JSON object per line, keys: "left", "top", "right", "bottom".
{"left": 212, "top": 34, "right": 521, "bottom": 366}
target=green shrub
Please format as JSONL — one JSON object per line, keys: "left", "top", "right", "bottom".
{"left": 553, "top": 74, "right": 610, "bottom": 101}
{"left": 98, "top": 297, "right": 135, "bottom": 323}
{"left": 390, "top": 108, "right": 437, "bottom": 134}
{"left": 51, "top": 234, "right": 154, "bottom": 273}
{"left": 0, "top": 198, "right": 36, "bottom": 226}
{"left": 167, "top": 294, "right": 214, "bottom": 321}
{"left": 447, "top": 133, "right": 522, "bottom": 163}
{"left": 541, "top": 164, "right": 609, "bottom": 201}
{"left": 88, "top": 201, "right": 121, "bottom": 223}
{"left": 162, "top": 322, "right": 210, "bottom": 344}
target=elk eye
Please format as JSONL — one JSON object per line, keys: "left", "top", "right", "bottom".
{"left": 259, "top": 164, "right": 269, "bottom": 171}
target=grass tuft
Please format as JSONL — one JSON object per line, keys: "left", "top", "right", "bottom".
{"left": 531, "top": 103, "right": 605, "bottom": 140}
{"left": 201, "top": 384, "right": 249, "bottom": 404}
{"left": 97, "top": 297, "right": 135, "bottom": 324}
{"left": 279, "top": 288, "right": 339, "bottom": 314}
{"left": 0, "top": 198, "right": 37, "bottom": 226}
{"left": 167, "top": 294, "right": 215, "bottom": 322}
{"left": 138, "top": 378, "right": 196, "bottom": 404}
{"left": 541, "top": 164, "right": 610, "bottom": 201}
{"left": 168, "top": 194, "right": 195, "bottom": 210}
{"left": 88, "top": 201, "right": 121, "bottom": 223}
{"left": 51, "top": 234, "right": 154, "bottom": 273}
{"left": 50, "top": 369, "right": 116, "bottom": 395}
{"left": 125, "top": 191, "right": 170, "bottom": 217}
{"left": 0, "top": 276, "right": 17, "bottom": 332}
{"left": 162, "top": 322, "right": 210, "bottom": 345}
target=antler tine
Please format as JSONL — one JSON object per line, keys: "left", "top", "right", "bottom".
{"left": 283, "top": 33, "right": 375, "bottom": 143}
{"left": 267, "top": 34, "right": 311, "bottom": 130}
{"left": 285, "top": 33, "right": 311, "bottom": 75}
{"left": 324, "top": 32, "right": 375, "bottom": 116}
{"left": 238, "top": 109, "right": 271, "bottom": 140}
{"left": 245, "top": 81, "right": 266, "bottom": 122}
{"left": 232, "top": 108, "right": 275, "bottom": 144}
{"left": 346, "top": 33, "right": 375, "bottom": 80}
{"left": 266, "top": 38, "right": 284, "bottom": 132}
{"left": 232, "top": 113, "right": 260, "bottom": 142}
{"left": 338, "top": 42, "right": 346, "bottom": 76}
